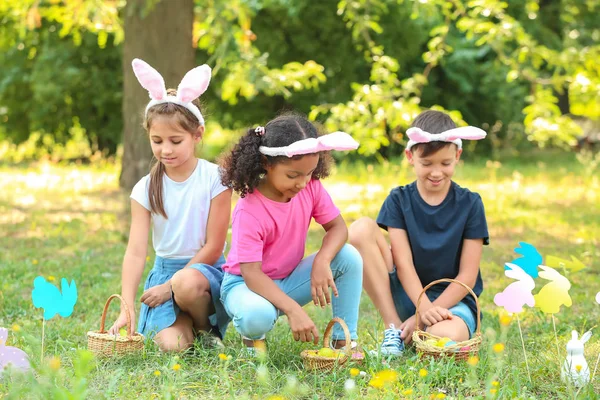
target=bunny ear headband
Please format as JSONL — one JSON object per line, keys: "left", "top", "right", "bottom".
{"left": 406, "top": 126, "right": 487, "bottom": 151}
{"left": 131, "top": 58, "right": 211, "bottom": 125}
{"left": 256, "top": 129, "right": 359, "bottom": 157}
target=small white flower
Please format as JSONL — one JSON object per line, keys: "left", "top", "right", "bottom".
{"left": 359, "top": 371, "right": 367, "bottom": 377}
{"left": 344, "top": 379, "right": 356, "bottom": 392}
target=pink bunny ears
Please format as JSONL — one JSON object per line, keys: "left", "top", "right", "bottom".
{"left": 258, "top": 131, "right": 359, "bottom": 157}
{"left": 406, "top": 126, "right": 487, "bottom": 151}
{"left": 131, "top": 58, "right": 211, "bottom": 125}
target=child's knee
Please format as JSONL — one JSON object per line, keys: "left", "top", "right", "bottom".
{"left": 331, "top": 244, "right": 363, "bottom": 274}
{"left": 348, "top": 217, "right": 377, "bottom": 247}
{"left": 155, "top": 330, "right": 194, "bottom": 352}
{"left": 171, "top": 269, "right": 210, "bottom": 304}
{"left": 426, "top": 319, "right": 469, "bottom": 342}
{"left": 233, "top": 297, "right": 278, "bottom": 339}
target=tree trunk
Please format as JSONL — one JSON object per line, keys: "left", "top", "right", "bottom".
{"left": 119, "top": 0, "right": 195, "bottom": 190}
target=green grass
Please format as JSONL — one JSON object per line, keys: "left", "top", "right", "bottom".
{"left": 1, "top": 151, "right": 599, "bottom": 399}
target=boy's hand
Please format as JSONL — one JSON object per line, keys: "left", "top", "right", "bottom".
{"left": 310, "top": 258, "right": 338, "bottom": 308}
{"left": 399, "top": 315, "right": 419, "bottom": 345}
{"left": 287, "top": 306, "right": 320, "bottom": 344}
{"left": 140, "top": 281, "right": 171, "bottom": 308}
{"left": 419, "top": 305, "right": 453, "bottom": 326}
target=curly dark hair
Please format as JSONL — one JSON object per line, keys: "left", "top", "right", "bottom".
{"left": 219, "top": 113, "right": 333, "bottom": 197}
{"left": 409, "top": 110, "right": 457, "bottom": 157}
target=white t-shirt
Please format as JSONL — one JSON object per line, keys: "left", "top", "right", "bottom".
{"left": 130, "top": 158, "right": 228, "bottom": 259}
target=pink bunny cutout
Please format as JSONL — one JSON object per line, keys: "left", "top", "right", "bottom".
{"left": 131, "top": 58, "right": 211, "bottom": 125}
{"left": 0, "top": 327, "right": 30, "bottom": 375}
{"left": 494, "top": 263, "right": 536, "bottom": 313}
{"left": 406, "top": 126, "right": 487, "bottom": 151}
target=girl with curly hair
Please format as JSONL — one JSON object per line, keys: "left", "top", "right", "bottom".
{"left": 219, "top": 113, "right": 363, "bottom": 355}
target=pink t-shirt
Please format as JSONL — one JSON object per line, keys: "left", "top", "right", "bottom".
{"left": 224, "top": 179, "right": 340, "bottom": 280}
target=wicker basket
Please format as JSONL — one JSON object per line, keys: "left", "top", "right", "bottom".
{"left": 412, "top": 279, "right": 482, "bottom": 361}
{"left": 300, "top": 317, "right": 352, "bottom": 372}
{"left": 87, "top": 294, "right": 145, "bottom": 357}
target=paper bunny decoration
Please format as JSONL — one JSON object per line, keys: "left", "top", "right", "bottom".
{"left": 596, "top": 292, "right": 600, "bottom": 305}
{"left": 533, "top": 265, "right": 572, "bottom": 314}
{"left": 494, "top": 263, "right": 536, "bottom": 313}
{"left": 505, "top": 242, "right": 542, "bottom": 279}
{"left": 31, "top": 277, "right": 78, "bottom": 320}
{"left": 131, "top": 58, "right": 211, "bottom": 125}
{"left": 561, "top": 330, "right": 592, "bottom": 387}
{"left": 0, "top": 327, "right": 30, "bottom": 375}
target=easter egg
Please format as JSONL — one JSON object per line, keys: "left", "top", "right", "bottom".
{"left": 425, "top": 339, "right": 438, "bottom": 347}
{"left": 459, "top": 346, "right": 471, "bottom": 352}
{"left": 444, "top": 340, "right": 457, "bottom": 347}
{"left": 317, "top": 347, "right": 337, "bottom": 357}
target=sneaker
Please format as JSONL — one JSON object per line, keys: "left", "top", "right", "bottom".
{"left": 380, "top": 324, "right": 404, "bottom": 356}
{"left": 195, "top": 330, "right": 225, "bottom": 349}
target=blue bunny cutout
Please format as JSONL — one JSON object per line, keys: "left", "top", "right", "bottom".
{"left": 31, "top": 277, "right": 78, "bottom": 320}
{"left": 504, "top": 242, "right": 542, "bottom": 279}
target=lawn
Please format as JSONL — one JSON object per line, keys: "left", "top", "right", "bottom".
{"left": 1, "top": 151, "right": 599, "bottom": 399}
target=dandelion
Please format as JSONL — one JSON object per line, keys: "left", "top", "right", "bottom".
{"left": 32, "top": 259, "right": 38, "bottom": 265}
{"left": 153, "top": 370, "right": 161, "bottom": 377}
{"left": 48, "top": 275, "right": 56, "bottom": 282}
{"left": 369, "top": 377, "right": 384, "bottom": 388}
{"left": 218, "top": 353, "right": 228, "bottom": 361}
{"left": 490, "top": 388, "right": 497, "bottom": 395}
{"left": 266, "top": 396, "right": 284, "bottom": 400}
{"left": 369, "top": 369, "right": 398, "bottom": 388}
{"left": 344, "top": 379, "right": 356, "bottom": 392}
{"left": 11, "top": 324, "right": 20, "bottom": 332}
{"left": 493, "top": 343, "right": 505, "bottom": 353}
{"left": 492, "top": 381, "right": 499, "bottom": 387}
{"left": 419, "top": 368, "right": 428, "bottom": 377}
{"left": 146, "top": 256, "right": 151, "bottom": 262}
{"left": 576, "top": 365, "right": 582, "bottom": 372}
{"left": 350, "top": 368, "right": 360, "bottom": 377}
{"left": 49, "top": 356, "right": 61, "bottom": 371}
{"left": 402, "top": 389, "right": 414, "bottom": 395}
{"left": 467, "top": 355, "right": 479, "bottom": 366}
{"left": 172, "top": 364, "right": 181, "bottom": 371}
{"left": 499, "top": 315, "right": 512, "bottom": 326}
{"left": 436, "top": 394, "right": 446, "bottom": 399}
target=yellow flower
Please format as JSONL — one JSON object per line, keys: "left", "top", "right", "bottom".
{"left": 49, "top": 356, "right": 61, "bottom": 371}
{"left": 266, "top": 396, "right": 285, "bottom": 400}
{"left": 32, "top": 259, "right": 38, "bottom": 265}
{"left": 490, "top": 388, "right": 497, "bottom": 394}
{"left": 436, "top": 394, "right": 446, "bottom": 399}
{"left": 153, "top": 370, "right": 161, "bottom": 376}
{"left": 12, "top": 324, "right": 21, "bottom": 332}
{"left": 368, "top": 377, "right": 384, "bottom": 388}
{"left": 499, "top": 315, "right": 512, "bottom": 326}
{"left": 146, "top": 256, "right": 151, "bottom": 262}
{"left": 493, "top": 343, "right": 505, "bottom": 353}
{"left": 419, "top": 368, "right": 428, "bottom": 377}
{"left": 350, "top": 368, "right": 360, "bottom": 377}
{"left": 467, "top": 355, "right": 479, "bottom": 366}
{"left": 376, "top": 369, "right": 398, "bottom": 382}
{"left": 576, "top": 365, "right": 582, "bottom": 372}
{"left": 48, "top": 275, "right": 56, "bottom": 282}
{"left": 218, "top": 353, "right": 228, "bottom": 361}
{"left": 402, "top": 389, "right": 414, "bottom": 395}
{"left": 492, "top": 380, "right": 499, "bottom": 387}
{"left": 172, "top": 364, "right": 181, "bottom": 371}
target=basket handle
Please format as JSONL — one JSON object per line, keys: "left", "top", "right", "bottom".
{"left": 322, "top": 317, "right": 352, "bottom": 359}
{"left": 414, "top": 278, "right": 481, "bottom": 335}
{"left": 98, "top": 294, "right": 134, "bottom": 339}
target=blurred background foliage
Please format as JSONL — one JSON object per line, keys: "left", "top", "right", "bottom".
{"left": 0, "top": 0, "right": 598, "bottom": 165}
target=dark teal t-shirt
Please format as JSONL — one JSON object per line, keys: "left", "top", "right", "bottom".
{"left": 376, "top": 181, "right": 489, "bottom": 318}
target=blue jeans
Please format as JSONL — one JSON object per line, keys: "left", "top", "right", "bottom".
{"left": 220, "top": 244, "right": 363, "bottom": 340}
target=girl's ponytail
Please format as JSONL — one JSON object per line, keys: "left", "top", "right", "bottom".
{"left": 148, "top": 159, "right": 168, "bottom": 218}
{"left": 219, "top": 128, "right": 265, "bottom": 198}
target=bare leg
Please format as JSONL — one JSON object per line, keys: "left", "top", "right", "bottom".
{"left": 154, "top": 313, "right": 194, "bottom": 352}
{"left": 349, "top": 217, "right": 402, "bottom": 327}
{"left": 171, "top": 268, "right": 214, "bottom": 333}
{"left": 427, "top": 318, "right": 469, "bottom": 342}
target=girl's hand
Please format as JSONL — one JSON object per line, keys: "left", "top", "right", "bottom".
{"left": 419, "top": 305, "right": 453, "bottom": 326}
{"left": 287, "top": 306, "right": 320, "bottom": 344}
{"left": 310, "top": 258, "right": 338, "bottom": 308}
{"left": 140, "top": 281, "right": 172, "bottom": 308}
{"left": 107, "top": 308, "right": 136, "bottom": 335}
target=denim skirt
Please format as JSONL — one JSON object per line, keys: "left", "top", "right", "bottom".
{"left": 137, "top": 255, "right": 229, "bottom": 339}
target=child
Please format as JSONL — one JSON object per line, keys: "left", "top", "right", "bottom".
{"left": 349, "top": 110, "right": 488, "bottom": 355}
{"left": 107, "top": 59, "right": 232, "bottom": 351}
{"left": 218, "top": 114, "right": 363, "bottom": 354}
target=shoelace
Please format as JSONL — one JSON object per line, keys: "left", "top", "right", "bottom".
{"left": 382, "top": 324, "right": 402, "bottom": 346}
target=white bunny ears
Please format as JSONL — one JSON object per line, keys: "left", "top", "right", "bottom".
{"left": 406, "top": 126, "right": 487, "bottom": 151}
{"left": 131, "top": 58, "right": 211, "bottom": 125}
{"left": 258, "top": 130, "right": 359, "bottom": 157}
